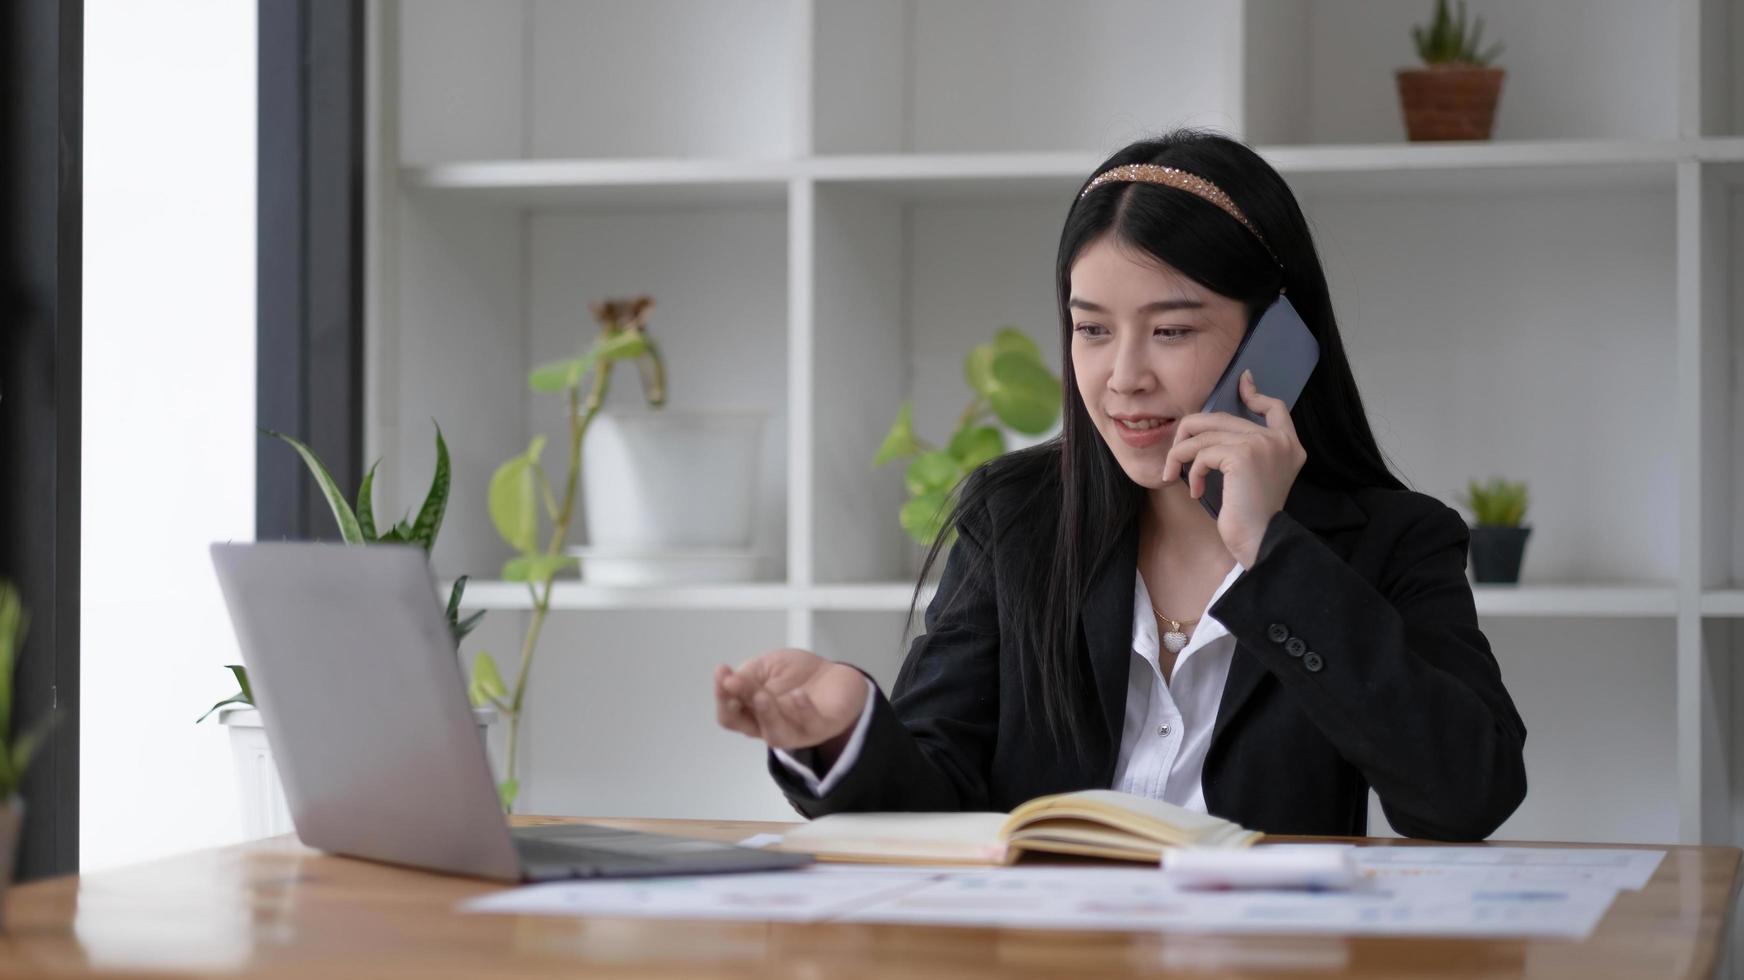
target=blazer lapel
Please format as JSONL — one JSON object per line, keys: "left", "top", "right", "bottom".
{"left": 1078, "top": 480, "right": 1369, "bottom": 773}
{"left": 1081, "top": 507, "right": 1141, "bottom": 768}
{"left": 1209, "top": 479, "right": 1367, "bottom": 749}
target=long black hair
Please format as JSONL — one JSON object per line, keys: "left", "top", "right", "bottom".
{"left": 899, "top": 127, "right": 1407, "bottom": 769}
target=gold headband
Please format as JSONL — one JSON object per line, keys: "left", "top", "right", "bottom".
{"left": 1079, "top": 163, "right": 1282, "bottom": 273}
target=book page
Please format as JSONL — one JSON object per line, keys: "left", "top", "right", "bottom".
{"left": 1004, "top": 790, "right": 1259, "bottom": 847}
{"left": 777, "top": 812, "right": 1010, "bottom": 862}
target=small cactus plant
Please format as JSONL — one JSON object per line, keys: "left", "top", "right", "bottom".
{"left": 1412, "top": 0, "right": 1504, "bottom": 67}
{"left": 1456, "top": 476, "right": 1528, "bottom": 527}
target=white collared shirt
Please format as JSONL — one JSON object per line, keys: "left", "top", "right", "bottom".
{"left": 1113, "top": 561, "right": 1244, "bottom": 810}
{"left": 775, "top": 561, "right": 1246, "bottom": 806}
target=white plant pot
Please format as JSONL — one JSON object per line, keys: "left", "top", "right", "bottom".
{"left": 579, "top": 409, "right": 766, "bottom": 581}
{"left": 219, "top": 705, "right": 498, "bottom": 840}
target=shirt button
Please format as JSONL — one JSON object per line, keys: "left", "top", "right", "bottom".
{"left": 1158, "top": 724, "right": 1171, "bottom": 737}
{"left": 1267, "top": 623, "right": 1289, "bottom": 644}
{"left": 1303, "top": 652, "right": 1324, "bottom": 673}
{"left": 1285, "top": 636, "right": 1307, "bottom": 657}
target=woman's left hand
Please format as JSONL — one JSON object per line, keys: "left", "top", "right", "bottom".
{"left": 1161, "top": 369, "right": 1307, "bottom": 567}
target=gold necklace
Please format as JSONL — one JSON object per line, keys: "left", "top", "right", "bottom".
{"left": 1148, "top": 604, "right": 1198, "bottom": 655}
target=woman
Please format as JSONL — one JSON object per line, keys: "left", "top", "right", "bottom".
{"left": 713, "top": 128, "right": 1527, "bottom": 841}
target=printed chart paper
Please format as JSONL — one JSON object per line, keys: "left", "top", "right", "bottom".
{"left": 459, "top": 846, "right": 1666, "bottom": 939}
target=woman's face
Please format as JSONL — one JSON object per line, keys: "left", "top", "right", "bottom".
{"left": 1068, "top": 234, "right": 1249, "bottom": 489}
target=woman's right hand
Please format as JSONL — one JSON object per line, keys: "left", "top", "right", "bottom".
{"left": 714, "top": 648, "right": 867, "bottom": 757}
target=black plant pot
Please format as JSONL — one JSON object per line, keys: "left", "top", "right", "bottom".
{"left": 1468, "top": 525, "right": 1531, "bottom": 583}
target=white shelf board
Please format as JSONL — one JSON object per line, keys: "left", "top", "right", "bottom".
{"left": 803, "top": 151, "right": 1095, "bottom": 199}
{"left": 1700, "top": 590, "right": 1744, "bottom": 617}
{"left": 1694, "top": 136, "right": 1744, "bottom": 164}
{"left": 805, "top": 583, "right": 940, "bottom": 612}
{"left": 828, "top": 581, "right": 1681, "bottom": 618}
{"left": 1466, "top": 583, "right": 1678, "bottom": 618}
{"left": 402, "top": 158, "right": 791, "bottom": 208}
{"left": 807, "top": 141, "right": 1683, "bottom": 199}
{"left": 448, "top": 580, "right": 796, "bottom": 611}
{"left": 398, "top": 139, "right": 1744, "bottom": 208}
{"left": 1261, "top": 138, "right": 1684, "bottom": 196}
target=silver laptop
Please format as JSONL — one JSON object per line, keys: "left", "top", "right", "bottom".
{"left": 209, "top": 541, "right": 811, "bottom": 882}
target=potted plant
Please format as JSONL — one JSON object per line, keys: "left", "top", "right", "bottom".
{"left": 1456, "top": 476, "right": 1530, "bottom": 583}
{"left": 200, "top": 424, "right": 495, "bottom": 839}
{"left": 874, "top": 326, "right": 1061, "bottom": 547}
{"left": 474, "top": 302, "right": 663, "bottom": 811}
{"left": 0, "top": 583, "right": 57, "bottom": 928}
{"left": 567, "top": 296, "right": 768, "bottom": 584}
{"left": 1397, "top": 0, "right": 1506, "bottom": 141}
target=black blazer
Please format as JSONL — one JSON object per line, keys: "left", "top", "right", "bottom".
{"left": 767, "top": 473, "right": 1528, "bottom": 841}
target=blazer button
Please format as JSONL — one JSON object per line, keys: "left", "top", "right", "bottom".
{"left": 1303, "top": 652, "right": 1324, "bottom": 672}
{"left": 1285, "top": 636, "right": 1307, "bottom": 657}
{"left": 1267, "top": 623, "right": 1289, "bottom": 643}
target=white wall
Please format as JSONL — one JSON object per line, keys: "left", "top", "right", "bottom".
{"left": 81, "top": 0, "right": 256, "bottom": 872}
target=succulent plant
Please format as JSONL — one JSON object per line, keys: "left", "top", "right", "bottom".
{"left": 199, "top": 424, "right": 478, "bottom": 723}
{"left": 1456, "top": 476, "right": 1528, "bottom": 527}
{"left": 1412, "top": 0, "right": 1504, "bottom": 67}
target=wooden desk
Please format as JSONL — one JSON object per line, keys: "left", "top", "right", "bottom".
{"left": 0, "top": 817, "right": 1735, "bottom": 978}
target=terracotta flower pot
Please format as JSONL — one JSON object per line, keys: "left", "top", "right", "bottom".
{"left": 1396, "top": 65, "right": 1505, "bottom": 141}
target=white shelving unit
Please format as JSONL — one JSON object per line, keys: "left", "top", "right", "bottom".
{"left": 366, "top": 0, "right": 1744, "bottom": 845}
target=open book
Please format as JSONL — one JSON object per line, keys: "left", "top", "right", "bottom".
{"left": 773, "top": 789, "right": 1262, "bottom": 866}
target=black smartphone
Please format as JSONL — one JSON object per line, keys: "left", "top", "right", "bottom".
{"left": 1185, "top": 293, "right": 1321, "bottom": 519}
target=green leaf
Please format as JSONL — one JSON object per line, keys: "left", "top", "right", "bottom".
{"left": 596, "top": 331, "right": 649, "bottom": 361}
{"left": 0, "top": 584, "right": 24, "bottom": 743}
{"left": 488, "top": 436, "right": 547, "bottom": 553}
{"left": 873, "top": 401, "right": 920, "bottom": 467}
{"left": 967, "top": 329, "right": 1046, "bottom": 400}
{"left": 489, "top": 456, "right": 537, "bottom": 553}
{"left": 356, "top": 461, "right": 380, "bottom": 541}
{"left": 269, "top": 431, "right": 365, "bottom": 544}
{"left": 498, "top": 778, "right": 520, "bottom": 812}
{"left": 8, "top": 712, "right": 55, "bottom": 787}
{"left": 947, "top": 425, "right": 1005, "bottom": 471}
{"left": 905, "top": 451, "right": 962, "bottom": 497}
{"left": 900, "top": 491, "right": 952, "bottom": 546}
{"left": 446, "top": 575, "right": 469, "bottom": 625}
{"left": 987, "top": 351, "right": 1061, "bottom": 434}
{"left": 228, "top": 664, "right": 254, "bottom": 704}
{"left": 528, "top": 356, "right": 595, "bottom": 393}
{"left": 410, "top": 425, "right": 451, "bottom": 552}
{"left": 469, "top": 652, "right": 508, "bottom": 708}
{"left": 196, "top": 692, "right": 250, "bottom": 724}
{"left": 964, "top": 345, "right": 997, "bottom": 397}
{"left": 990, "top": 327, "right": 1043, "bottom": 363}
{"left": 453, "top": 610, "right": 485, "bottom": 644}
{"left": 528, "top": 359, "right": 574, "bottom": 393}
{"left": 445, "top": 578, "right": 485, "bottom": 646}
{"left": 198, "top": 664, "right": 254, "bottom": 724}
{"left": 502, "top": 553, "right": 577, "bottom": 583}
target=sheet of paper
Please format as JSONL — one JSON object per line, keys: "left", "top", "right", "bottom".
{"left": 459, "top": 866, "right": 963, "bottom": 923}
{"left": 458, "top": 852, "right": 1633, "bottom": 939}
{"left": 1352, "top": 846, "right": 1665, "bottom": 891}
{"left": 827, "top": 865, "right": 1618, "bottom": 939}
